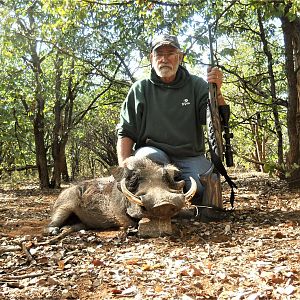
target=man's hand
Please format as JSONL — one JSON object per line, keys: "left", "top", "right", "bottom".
{"left": 207, "top": 66, "right": 223, "bottom": 89}
{"left": 207, "top": 67, "right": 226, "bottom": 105}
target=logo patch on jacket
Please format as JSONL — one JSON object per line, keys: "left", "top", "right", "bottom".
{"left": 181, "top": 98, "right": 190, "bottom": 106}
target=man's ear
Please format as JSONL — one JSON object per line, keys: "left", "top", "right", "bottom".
{"left": 149, "top": 52, "right": 153, "bottom": 65}
{"left": 179, "top": 52, "right": 184, "bottom": 64}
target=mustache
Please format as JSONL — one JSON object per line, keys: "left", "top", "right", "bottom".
{"left": 159, "top": 64, "right": 172, "bottom": 70}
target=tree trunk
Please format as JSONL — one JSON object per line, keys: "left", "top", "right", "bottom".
{"left": 51, "top": 141, "right": 68, "bottom": 188}
{"left": 31, "top": 40, "right": 49, "bottom": 188}
{"left": 19, "top": 6, "right": 50, "bottom": 188}
{"left": 280, "top": 13, "right": 300, "bottom": 186}
{"left": 51, "top": 56, "right": 74, "bottom": 187}
{"left": 51, "top": 54, "right": 64, "bottom": 188}
{"left": 70, "top": 141, "right": 80, "bottom": 181}
{"left": 33, "top": 116, "right": 49, "bottom": 188}
{"left": 241, "top": 98, "right": 266, "bottom": 171}
{"left": 252, "top": 113, "right": 267, "bottom": 172}
{"left": 257, "top": 9, "right": 284, "bottom": 169}
{"left": 61, "top": 152, "right": 70, "bottom": 182}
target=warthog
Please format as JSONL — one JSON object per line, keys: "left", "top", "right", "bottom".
{"left": 46, "top": 156, "right": 197, "bottom": 237}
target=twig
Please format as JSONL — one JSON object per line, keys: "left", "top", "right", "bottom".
{"left": 21, "top": 242, "right": 33, "bottom": 262}
{"left": 37, "top": 227, "right": 75, "bottom": 245}
{"left": 0, "top": 232, "right": 10, "bottom": 237}
{"left": 205, "top": 243, "right": 211, "bottom": 257}
{"left": 0, "top": 271, "right": 45, "bottom": 281}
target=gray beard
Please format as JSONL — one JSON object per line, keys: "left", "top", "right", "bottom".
{"left": 156, "top": 66, "right": 175, "bottom": 78}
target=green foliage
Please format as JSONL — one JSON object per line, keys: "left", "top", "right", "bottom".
{"left": 0, "top": 0, "right": 299, "bottom": 183}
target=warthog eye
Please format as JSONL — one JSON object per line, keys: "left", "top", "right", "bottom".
{"left": 126, "top": 172, "right": 140, "bottom": 192}
{"left": 162, "top": 169, "right": 182, "bottom": 190}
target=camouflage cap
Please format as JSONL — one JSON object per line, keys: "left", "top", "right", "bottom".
{"left": 151, "top": 34, "right": 181, "bottom": 51}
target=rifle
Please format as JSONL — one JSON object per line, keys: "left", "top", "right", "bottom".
{"left": 207, "top": 24, "right": 234, "bottom": 167}
{"left": 206, "top": 23, "right": 237, "bottom": 207}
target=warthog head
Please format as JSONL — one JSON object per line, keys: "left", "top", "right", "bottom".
{"left": 115, "top": 157, "right": 196, "bottom": 219}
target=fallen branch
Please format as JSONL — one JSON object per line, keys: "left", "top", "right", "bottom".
{"left": 0, "top": 271, "right": 45, "bottom": 281}
{"left": 0, "top": 245, "right": 22, "bottom": 254}
{"left": 37, "top": 227, "right": 75, "bottom": 245}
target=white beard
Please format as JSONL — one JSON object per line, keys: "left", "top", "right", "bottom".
{"left": 155, "top": 65, "right": 177, "bottom": 78}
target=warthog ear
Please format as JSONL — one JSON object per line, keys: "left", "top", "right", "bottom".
{"left": 111, "top": 166, "right": 137, "bottom": 192}
{"left": 110, "top": 166, "right": 124, "bottom": 181}
{"left": 164, "top": 164, "right": 180, "bottom": 178}
{"left": 162, "top": 165, "right": 185, "bottom": 191}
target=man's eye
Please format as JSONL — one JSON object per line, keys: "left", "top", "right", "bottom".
{"left": 154, "top": 52, "right": 177, "bottom": 58}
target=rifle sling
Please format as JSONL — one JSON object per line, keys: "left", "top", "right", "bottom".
{"left": 210, "top": 148, "right": 237, "bottom": 208}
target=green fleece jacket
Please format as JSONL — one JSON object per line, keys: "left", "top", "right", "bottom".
{"left": 117, "top": 66, "right": 208, "bottom": 157}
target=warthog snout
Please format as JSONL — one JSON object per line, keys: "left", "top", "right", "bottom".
{"left": 151, "top": 202, "right": 179, "bottom": 218}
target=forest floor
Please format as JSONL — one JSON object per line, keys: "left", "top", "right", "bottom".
{"left": 0, "top": 171, "right": 300, "bottom": 300}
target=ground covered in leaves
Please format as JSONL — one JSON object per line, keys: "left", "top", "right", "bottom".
{"left": 0, "top": 171, "right": 300, "bottom": 299}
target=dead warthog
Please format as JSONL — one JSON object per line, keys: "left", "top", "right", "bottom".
{"left": 45, "top": 157, "right": 196, "bottom": 237}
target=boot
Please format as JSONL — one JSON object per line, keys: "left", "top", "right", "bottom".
{"left": 200, "top": 167, "right": 223, "bottom": 209}
{"left": 193, "top": 167, "right": 227, "bottom": 222}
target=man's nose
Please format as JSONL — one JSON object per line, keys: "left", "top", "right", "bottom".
{"left": 160, "top": 55, "right": 168, "bottom": 62}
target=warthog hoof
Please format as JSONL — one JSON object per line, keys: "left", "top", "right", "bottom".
{"left": 45, "top": 226, "right": 60, "bottom": 235}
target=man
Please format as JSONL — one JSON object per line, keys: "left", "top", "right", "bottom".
{"left": 116, "top": 34, "right": 225, "bottom": 212}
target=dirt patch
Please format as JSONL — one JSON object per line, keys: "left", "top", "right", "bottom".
{"left": 0, "top": 172, "right": 300, "bottom": 299}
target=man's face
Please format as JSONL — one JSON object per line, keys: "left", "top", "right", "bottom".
{"left": 150, "top": 45, "right": 183, "bottom": 82}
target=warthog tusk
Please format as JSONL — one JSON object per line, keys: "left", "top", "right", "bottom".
{"left": 184, "top": 176, "right": 197, "bottom": 202}
{"left": 120, "top": 178, "right": 144, "bottom": 206}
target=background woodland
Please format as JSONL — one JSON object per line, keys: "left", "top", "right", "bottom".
{"left": 0, "top": 0, "right": 299, "bottom": 188}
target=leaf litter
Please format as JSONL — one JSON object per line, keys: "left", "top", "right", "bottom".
{"left": 0, "top": 171, "right": 299, "bottom": 299}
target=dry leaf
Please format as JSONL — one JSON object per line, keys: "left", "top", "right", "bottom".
{"left": 124, "top": 258, "right": 140, "bottom": 265}
{"left": 57, "top": 260, "right": 65, "bottom": 270}
{"left": 111, "top": 289, "right": 122, "bottom": 295}
{"left": 274, "top": 232, "right": 286, "bottom": 239}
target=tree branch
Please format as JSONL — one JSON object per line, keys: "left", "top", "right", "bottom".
{"left": 233, "top": 149, "right": 265, "bottom": 166}
{"left": 114, "top": 51, "right": 136, "bottom": 83}
{"left": 72, "top": 63, "right": 122, "bottom": 127}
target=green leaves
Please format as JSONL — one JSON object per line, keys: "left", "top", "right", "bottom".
{"left": 0, "top": 0, "right": 299, "bottom": 181}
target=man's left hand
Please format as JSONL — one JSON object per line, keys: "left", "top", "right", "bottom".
{"left": 207, "top": 67, "right": 225, "bottom": 105}
{"left": 207, "top": 67, "right": 223, "bottom": 90}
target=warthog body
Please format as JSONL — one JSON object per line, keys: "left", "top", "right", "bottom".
{"left": 46, "top": 157, "right": 196, "bottom": 237}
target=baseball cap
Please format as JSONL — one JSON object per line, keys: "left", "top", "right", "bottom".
{"left": 151, "top": 34, "right": 181, "bottom": 51}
